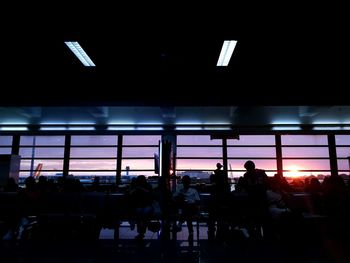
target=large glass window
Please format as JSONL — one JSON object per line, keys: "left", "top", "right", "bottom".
{"left": 0, "top": 136, "right": 13, "bottom": 154}
{"left": 227, "top": 135, "right": 275, "bottom": 145}
{"left": 69, "top": 136, "right": 118, "bottom": 180}
{"left": 176, "top": 135, "right": 222, "bottom": 180}
{"left": 335, "top": 135, "right": 350, "bottom": 176}
{"left": 19, "top": 136, "right": 65, "bottom": 178}
{"left": 122, "top": 135, "right": 161, "bottom": 177}
{"left": 281, "top": 135, "right": 330, "bottom": 178}
{"left": 227, "top": 135, "right": 276, "bottom": 178}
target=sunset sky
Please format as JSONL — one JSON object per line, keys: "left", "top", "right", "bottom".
{"left": 1, "top": 135, "right": 350, "bottom": 178}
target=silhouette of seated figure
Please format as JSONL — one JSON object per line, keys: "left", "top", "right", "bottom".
{"left": 128, "top": 175, "right": 154, "bottom": 240}
{"left": 173, "top": 175, "right": 200, "bottom": 239}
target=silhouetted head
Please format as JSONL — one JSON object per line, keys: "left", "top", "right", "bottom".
{"left": 244, "top": 160, "right": 255, "bottom": 172}
{"left": 182, "top": 175, "right": 191, "bottom": 188}
{"left": 216, "top": 163, "right": 223, "bottom": 169}
{"left": 135, "top": 175, "right": 147, "bottom": 187}
{"left": 25, "top": 176, "right": 36, "bottom": 190}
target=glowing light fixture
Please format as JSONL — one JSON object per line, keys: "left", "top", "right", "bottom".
{"left": 217, "top": 40, "right": 237, "bottom": 66}
{"left": 65, "top": 42, "right": 95, "bottom": 67}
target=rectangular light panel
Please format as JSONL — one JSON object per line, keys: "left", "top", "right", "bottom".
{"left": 217, "top": 40, "right": 237, "bottom": 66}
{"left": 65, "top": 41, "right": 96, "bottom": 67}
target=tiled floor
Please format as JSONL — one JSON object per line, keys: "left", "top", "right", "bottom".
{"left": 2, "top": 223, "right": 350, "bottom": 263}
{"left": 99, "top": 221, "right": 209, "bottom": 240}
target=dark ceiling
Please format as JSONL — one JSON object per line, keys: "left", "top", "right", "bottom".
{"left": 1, "top": 2, "right": 348, "bottom": 106}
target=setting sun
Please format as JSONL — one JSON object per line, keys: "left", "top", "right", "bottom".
{"left": 284, "top": 165, "right": 304, "bottom": 178}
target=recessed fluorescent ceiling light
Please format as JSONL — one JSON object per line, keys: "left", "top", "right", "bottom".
{"left": 65, "top": 42, "right": 96, "bottom": 67}
{"left": 0, "top": 126, "right": 28, "bottom": 131}
{"left": 272, "top": 126, "right": 301, "bottom": 131}
{"left": 217, "top": 40, "right": 237, "bottom": 66}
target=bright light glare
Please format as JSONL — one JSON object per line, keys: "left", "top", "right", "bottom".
{"left": 217, "top": 40, "right": 237, "bottom": 66}
{"left": 65, "top": 42, "right": 95, "bottom": 66}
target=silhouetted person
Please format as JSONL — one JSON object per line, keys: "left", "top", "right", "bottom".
{"left": 91, "top": 176, "right": 101, "bottom": 192}
{"left": 37, "top": 176, "right": 48, "bottom": 193}
{"left": 153, "top": 176, "right": 173, "bottom": 240}
{"left": 273, "top": 173, "right": 291, "bottom": 192}
{"left": 128, "top": 175, "right": 154, "bottom": 240}
{"left": 241, "top": 160, "right": 269, "bottom": 238}
{"left": 208, "top": 163, "right": 230, "bottom": 241}
{"left": 3, "top": 177, "right": 18, "bottom": 192}
{"left": 322, "top": 175, "right": 347, "bottom": 216}
{"left": 173, "top": 175, "right": 200, "bottom": 240}
{"left": 305, "top": 178, "right": 321, "bottom": 194}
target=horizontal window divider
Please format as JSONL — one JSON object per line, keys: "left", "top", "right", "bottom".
{"left": 337, "top": 157, "right": 350, "bottom": 159}
{"left": 281, "top": 145, "right": 329, "bottom": 147}
{"left": 20, "top": 170, "right": 63, "bottom": 172}
{"left": 122, "top": 145, "right": 159, "bottom": 147}
{"left": 282, "top": 170, "right": 331, "bottom": 172}
{"left": 120, "top": 169, "right": 155, "bottom": 172}
{"left": 20, "top": 157, "right": 64, "bottom": 160}
{"left": 70, "top": 145, "right": 118, "bottom": 147}
{"left": 176, "top": 169, "right": 277, "bottom": 172}
{"left": 226, "top": 145, "right": 276, "bottom": 147}
{"left": 68, "top": 170, "right": 117, "bottom": 172}
{"left": 227, "top": 169, "right": 277, "bottom": 173}
{"left": 176, "top": 157, "right": 223, "bottom": 159}
{"left": 19, "top": 145, "right": 65, "bottom": 147}
{"left": 281, "top": 157, "right": 330, "bottom": 159}
{"left": 227, "top": 157, "right": 276, "bottom": 159}
{"left": 122, "top": 157, "right": 155, "bottom": 159}
{"left": 69, "top": 157, "right": 117, "bottom": 160}
{"left": 177, "top": 145, "right": 223, "bottom": 147}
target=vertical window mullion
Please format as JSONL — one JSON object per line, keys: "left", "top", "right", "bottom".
{"left": 275, "top": 134, "right": 283, "bottom": 176}
{"left": 11, "top": 135, "right": 20, "bottom": 155}
{"left": 63, "top": 135, "right": 71, "bottom": 177}
{"left": 222, "top": 138, "right": 228, "bottom": 174}
{"left": 328, "top": 134, "right": 338, "bottom": 176}
{"left": 116, "top": 135, "right": 123, "bottom": 187}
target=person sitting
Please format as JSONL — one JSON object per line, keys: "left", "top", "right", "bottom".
{"left": 128, "top": 175, "right": 154, "bottom": 240}
{"left": 173, "top": 175, "right": 200, "bottom": 239}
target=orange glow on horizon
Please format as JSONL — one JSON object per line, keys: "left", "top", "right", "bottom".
{"left": 284, "top": 165, "right": 304, "bottom": 178}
